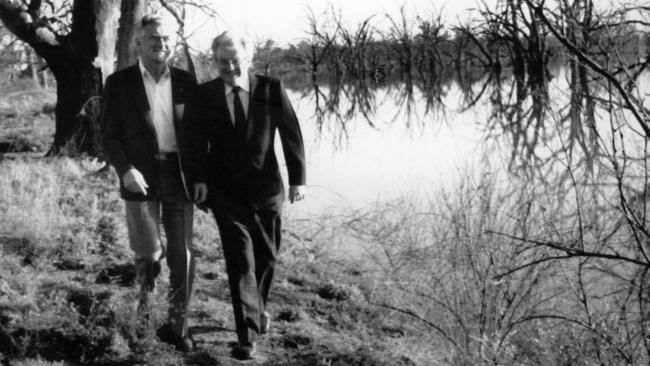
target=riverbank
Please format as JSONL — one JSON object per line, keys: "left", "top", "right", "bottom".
{"left": 0, "top": 156, "right": 431, "bottom": 365}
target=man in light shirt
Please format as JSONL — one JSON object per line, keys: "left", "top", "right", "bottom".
{"left": 101, "top": 14, "right": 197, "bottom": 352}
{"left": 184, "top": 31, "right": 307, "bottom": 360}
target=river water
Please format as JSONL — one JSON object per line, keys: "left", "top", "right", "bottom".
{"left": 281, "top": 82, "right": 519, "bottom": 216}
{"left": 278, "top": 68, "right": 650, "bottom": 217}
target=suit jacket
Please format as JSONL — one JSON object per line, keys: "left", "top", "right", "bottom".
{"left": 101, "top": 63, "right": 197, "bottom": 201}
{"left": 184, "top": 74, "right": 306, "bottom": 210}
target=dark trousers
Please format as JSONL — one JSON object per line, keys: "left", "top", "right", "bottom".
{"left": 126, "top": 155, "right": 195, "bottom": 337}
{"left": 213, "top": 205, "right": 282, "bottom": 344}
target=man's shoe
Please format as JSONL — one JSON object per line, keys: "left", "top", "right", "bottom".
{"left": 231, "top": 342, "right": 256, "bottom": 360}
{"left": 260, "top": 311, "right": 270, "bottom": 334}
{"left": 156, "top": 324, "right": 194, "bottom": 353}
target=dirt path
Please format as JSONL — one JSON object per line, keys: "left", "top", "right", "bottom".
{"left": 0, "top": 237, "right": 421, "bottom": 366}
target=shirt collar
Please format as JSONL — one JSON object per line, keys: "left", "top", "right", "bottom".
{"left": 138, "top": 59, "right": 171, "bottom": 81}
{"left": 225, "top": 72, "right": 250, "bottom": 95}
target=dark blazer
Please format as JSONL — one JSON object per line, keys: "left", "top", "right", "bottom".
{"left": 184, "top": 74, "right": 306, "bottom": 210}
{"left": 101, "top": 63, "right": 196, "bottom": 201}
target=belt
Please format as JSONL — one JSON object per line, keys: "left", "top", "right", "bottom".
{"left": 154, "top": 151, "right": 178, "bottom": 161}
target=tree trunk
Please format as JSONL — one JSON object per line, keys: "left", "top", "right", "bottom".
{"left": 49, "top": 48, "right": 103, "bottom": 156}
{"left": 0, "top": 0, "right": 122, "bottom": 157}
{"left": 28, "top": 48, "right": 39, "bottom": 88}
{"left": 46, "top": 0, "right": 119, "bottom": 156}
{"left": 116, "top": 0, "right": 147, "bottom": 71}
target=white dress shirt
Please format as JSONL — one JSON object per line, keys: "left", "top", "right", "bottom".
{"left": 139, "top": 59, "right": 177, "bottom": 152}
{"left": 224, "top": 73, "right": 250, "bottom": 125}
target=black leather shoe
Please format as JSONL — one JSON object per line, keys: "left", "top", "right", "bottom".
{"left": 231, "top": 342, "right": 256, "bottom": 360}
{"left": 156, "top": 324, "right": 194, "bottom": 353}
{"left": 260, "top": 311, "right": 270, "bottom": 334}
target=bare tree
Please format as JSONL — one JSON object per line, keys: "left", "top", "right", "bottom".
{"left": 0, "top": 0, "right": 136, "bottom": 156}
{"left": 116, "top": 0, "right": 148, "bottom": 71}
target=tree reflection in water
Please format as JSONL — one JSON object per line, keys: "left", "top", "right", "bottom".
{"left": 283, "top": 1, "right": 648, "bottom": 180}
{"left": 275, "top": 2, "right": 650, "bottom": 363}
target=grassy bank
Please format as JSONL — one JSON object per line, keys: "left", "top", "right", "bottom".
{"left": 3, "top": 149, "right": 650, "bottom": 365}
{"left": 0, "top": 157, "right": 431, "bottom": 365}
{"left": 2, "top": 155, "right": 645, "bottom": 365}
{"left": 0, "top": 86, "right": 55, "bottom": 153}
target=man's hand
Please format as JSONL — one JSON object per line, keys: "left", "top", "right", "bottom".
{"left": 194, "top": 183, "right": 208, "bottom": 203}
{"left": 289, "top": 185, "right": 306, "bottom": 203}
{"left": 123, "top": 168, "right": 149, "bottom": 195}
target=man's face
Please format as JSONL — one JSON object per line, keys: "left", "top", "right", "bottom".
{"left": 137, "top": 23, "right": 174, "bottom": 64}
{"left": 214, "top": 44, "right": 251, "bottom": 86}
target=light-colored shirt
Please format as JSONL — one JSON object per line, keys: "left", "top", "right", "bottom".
{"left": 225, "top": 73, "right": 250, "bottom": 125}
{"left": 139, "top": 59, "right": 177, "bottom": 153}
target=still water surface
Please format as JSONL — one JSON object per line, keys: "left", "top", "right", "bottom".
{"left": 281, "top": 84, "right": 499, "bottom": 216}
{"left": 280, "top": 69, "right": 650, "bottom": 216}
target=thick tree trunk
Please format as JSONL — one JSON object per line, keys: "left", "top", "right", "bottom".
{"left": 116, "top": 0, "right": 147, "bottom": 71}
{"left": 48, "top": 46, "right": 103, "bottom": 156}
{"left": 0, "top": 0, "right": 122, "bottom": 157}
{"left": 46, "top": 0, "right": 119, "bottom": 156}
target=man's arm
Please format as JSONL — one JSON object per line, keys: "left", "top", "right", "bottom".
{"left": 101, "top": 74, "right": 132, "bottom": 178}
{"left": 274, "top": 79, "right": 306, "bottom": 203}
{"left": 182, "top": 85, "right": 210, "bottom": 203}
{"left": 101, "top": 74, "right": 149, "bottom": 195}
{"left": 288, "top": 185, "right": 306, "bottom": 203}
{"left": 275, "top": 80, "right": 306, "bottom": 187}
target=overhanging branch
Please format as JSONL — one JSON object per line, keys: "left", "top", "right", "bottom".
{"left": 524, "top": 0, "right": 650, "bottom": 139}
{"left": 0, "top": 0, "right": 61, "bottom": 60}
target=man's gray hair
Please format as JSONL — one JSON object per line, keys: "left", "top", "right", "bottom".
{"left": 140, "top": 14, "right": 166, "bottom": 31}
{"left": 138, "top": 13, "right": 175, "bottom": 36}
{"left": 211, "top": 31, "right": 254, "bottom": 60}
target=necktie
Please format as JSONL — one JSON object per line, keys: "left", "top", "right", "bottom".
{"left": 232, "top": 86, "right": 246, "bottom": 128}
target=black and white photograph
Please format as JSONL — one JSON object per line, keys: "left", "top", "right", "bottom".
{"left": 0, "top": 0, "right": 648, "bottom": 364}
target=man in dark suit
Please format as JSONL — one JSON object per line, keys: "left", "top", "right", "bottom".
{"left": 101, "top": 15, "right": 197, "bottom": 352}
{"left": 184, "top": 31, "right": 306, "bottom": 360}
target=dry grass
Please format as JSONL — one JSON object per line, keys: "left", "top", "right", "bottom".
{"left": 0, "top": 157, "right": 122, "bottom": 258}
{"left": 0, "top": 87, "right": 55, "bottom": 153}
{"left": 1, "top": 152, "right": 647, "bottom": 365}
{"left": 0, "top": 157, "right": 425, "bottom": 365}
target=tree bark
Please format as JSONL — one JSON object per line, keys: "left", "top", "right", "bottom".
{"left": 0, "top": 0, "right": 121, "bottom": 156}
{"left": 116, "top": 0, "right": 147, "bottom": 71}
{"left": 28, "top": 48, "right": 39, "bottom": 87}
{"left": 50, "top": 0, "right": 120, "bottom": 156}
